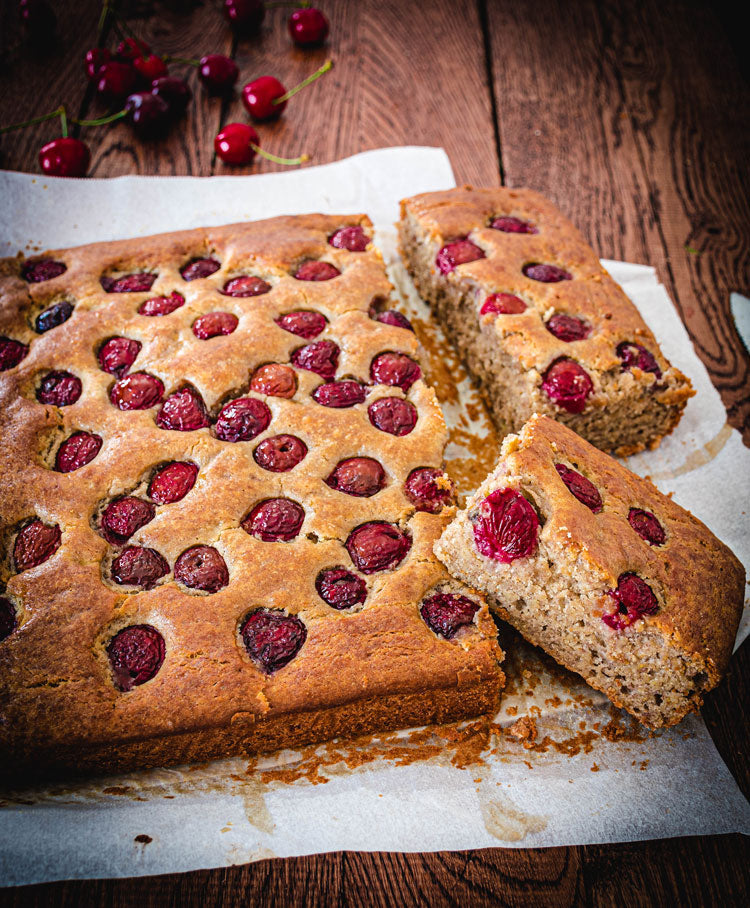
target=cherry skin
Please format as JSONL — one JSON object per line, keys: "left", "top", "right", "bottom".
{"left": 223, "top": 0, "right": 265, "bottom": 33}
{"left": 151, "top": 77, "right": 192, "bottom": 119}
{"left": 97, "top": 61, "right": 138, "bottom": 102}
{"left": 125, "top": 92, "right": 171, "bottom": 138}
{"left": 133, "top": 54, "right": 169, "bottom": 83}
{"left": 215, "top": 123, "right": 260, "bottom": 165}
{"left": 480, "top": 293, "right": 527, "bottom": 315}
{"left": 199, "top": 55, "right": 239, "bottom": 92}
{"left": 0, "top": 337, "right": 28, "bottom": 371}
{"left": 116, "top": 38, "right": 151, "bottom": 62}
{"left": 85, "top": 47, "right": 111, "bottom": 81}
{"left": 107, "top": 625, "right": 165, "bottom": 691}
{"left": 39, "top": 138, "right": 90, "bottom": 178}
{"left": 288, "top": 8, "right": 330, "bottom": 46}
{"left": 242, "top": 76, "right": 287, "bottom": 121}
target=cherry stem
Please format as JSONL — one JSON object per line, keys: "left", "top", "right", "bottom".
{"left": 166, "top": 55, "right": 201, "bottom": 66}
{"left": 0, "top": 106, "right": 66, "bottom": 135}
{"left": 272, "top": 59, "right": 333, "bottom": 106}
{"left": 60, "top": 108, "right": 68, "bottom": 139}
{"left": 265, "top": 1, "right": 311, "bottom": 7}
{"left": 74, "top": 110, "right": 127, "bottom": 127}
{"left": 250, "top": 143, "right": 309, "bottom": 166}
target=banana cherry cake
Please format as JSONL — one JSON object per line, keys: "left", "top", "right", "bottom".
{"left": 435, "top": 414, "right": 744, "bottom": 729}
{"left": 399, "top": 186, "right": 694, "bottom": 455}
{"left": 0, "top": 214, "right": 504, "bottom": 779}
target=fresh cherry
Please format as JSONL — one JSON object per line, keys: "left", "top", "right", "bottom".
{"left": 124, "top": 92, "right": 171, "bottom": 137}
{"left": 181, "top": 258, "right": 220, "bottom": 281}
{"left": 490, "top": 215, "right": 538, "bottom": 234}
{"left": 346, "top": 521, "right": 411, "bottom": 574}
{"left": 107, "top": 624, "right": 165, "bottom": 691}
{"left": 375, "top": 310, "right": 413, "bottom": 331}
{"left": 326, "top": 457, "right": 385, "bottom": 497}
{"left": 0, "top": 337, "right": 28, "bottom": 371}
{"left": 192, "top": 311, "right": 238, "bottom": 339}
{"left": 329, "top": 225, "right": 369, "bottom": 251}
{"left": 112, "top": 546, "right": 169, "bottom": 589}
{"left": 240, "top": 609, "right": 306, "bottom": 674}
{"left": 223, "top": 0, "right": 265, "bottom": 33}
{"left": 157, "top": 387, "right": 210, "bottom": 431}
{"left": 404, "top": 467, "right": 452, "bottom": 513}
{"left": 480, "top": 293, "right": 527, "bottom": 315}
{"left": 13, "top": 519, "right": 61, "bottom": 571}
{"left": 222, "top": 275, "right": 271, "bottom": 297}
{"left": 23, "top": 259, "right": 66, "bottom": 282}
{"left": 39, "top": 138, "right": 90, "bottom": 177}
{"left": 291, "top": 340, "right": 339, "bottom": 379}
{"left": 214, "top": 397, "right": 271, "bottom": 442}
{"left": 312, "top": 380, "right": 367, "bottom": 408}
{"left": 37, "top": 370, "right": 82, "bottom": 406}
{"left": 617, "top": 341, "right": 662, "bottom": 378}
{"left": 97, "top": 337, "right": 142, "bottom": 377}
{"left": 546, "top": 313, "right": 590, "bottom": 342}
{"left": 97, "top": 62, "right": 138, "bottom": 102}
{"left": 0, "top": 598, "right": 16, "bottom": 642}
{"left": 150, "top": 77, "right": 192, "bottom": 119}
{"left": 602, "top": 572, "right": 659, "bottom": 630}
{"left": 628, "top": 508, "right": 666, "bottom": 546}
{"left": 294, "top": 261, "right": 340, "bottom": 281}
{"left": 420, "top": 593, "right": 479, "bottom": 639}
{"left": 116, "top": 38, "right": 151, "bottom": 62}
{"left": 288, "top": 7, "right": 329, "bottom": 46}
{"left": 241, "top": 498, "right": 305, "bottom": 542}
{"left": 199, "top": 54, "right": 239, "bottom": 92}
{"left": 242, "top": 76, "right": 287, "bottom": 121}
{"left": 35, "top": 300, "right": 73, "bottom": 333}
{"left": 254, "top": 434, "right": 308, "bottom": 472}
{"left": 148, "top": 461, "right": 199, "bottom": 505}
{"left": 315, "top": 567, "right": 367, "bottom": 610}
{"left": 555, "top": 463, "right": 602, "bottom": 513}
{"left": 101, "top": 272, "right": 156, "bottom": 293}
{"left": 109, "top": 372, "right": 164, "bottom": 410}
{"left": 174, "top": 545, "right": 229, "bottom": 593}
{"left": 370, "top": 352, "right": 421, "bottom": 390}
{"left": 100, "top": 497, "right": 155, "bottom": 545}
{"left": 436, "top": 239, "right": 485, "bottom": 274}
{"left": 55, "top": 430, "right": 102, "bottom": 472}
{"left": 275, "top": 310, "right": 327, "bottom": 338}
{"left": 139, "top": 291, "right": 184, "bottom": 316}
{"left": 85, "top": 47, "right": 111, "bottom": 81}
{"left": 541, "top": 358, "right": 593, "bottom": 413}
{"left": 250, "top": 363, "right": 297, "bottom": 398}
{"left": 473, "top": 487, "right": 539, "bottom": 562}
{"left": 523, "top": 263, "right": 572, "bottom": 282}
{"left": 367, "top": 397, "right": 417, "bottom": 435}
{"left": 133, "top": 54, "right": 169, "bottom": 83}
{"left": 214, "top": 123, "right": 260, "bottom": 165}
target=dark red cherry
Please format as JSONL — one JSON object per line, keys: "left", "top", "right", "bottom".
{"left": 111, "top": 546, "right": 169, "bottom": 589}
{"left": 109, "top": 372, "right": 164, "bottom": 410}
{"left": 100, "top": 497, "right": 155, "bottom": 545}
{"left": 0, "top": 598, "right": 16, "bottom": 642}
{"left": 139, "top": 291, "right": 184, "bottom": 316}
{"left": 602, "top": 573, "right": 659, "bottom": 630}
{"left": 473, "top": 487, "right": 539, "bottom": 562}
{"left": 199, "top": 54, "right": 239, "bottom": 92}
{"left": 370, "top": 352, "right": 421, "bottom": 390}
{"left": 420, "top": 593, "right": 479, "bottom": 639}
{"left": 555, "top": 463, "right": 602, "bottom": 513}
{"left": 436, "top": 239, "right": 485, "bottom": 274}
{"left": 22, "top": 259, "right": 66, "bottom": 282}
{"left": 628, "top": 508, "right": 666, "bottom": 546}
{"left": 541, "top": 358, "right": 593, "bottom": 413}
{"left": 37, "top": 370, "right": 82, "bottom": 406}
{"left": 223, "top": 0, "right": 265, "bottom": 33}
{"left": 55, "top": 431, "right": 102, "bottom": 472}
{"left": 84, "top": 47, "right": 111, "bottom": 81}
{"left": 181, "top": 258, "right": 220, "bottom": 281}
{"left": 404, "top": 467, "right": 453, "bottom": 513}
{"left": 124, "top": 91, "right": 171, "bottom": 138}
{"left": 346, "top": 522, "right": 411, "bottom": 574}
{"left": 250, "top": 363, "right": 297, "bottom": 398}
{"left": 97, "top": 61, "right": 138, "bottom": 102}
{"left": 214, "top": 397, "right": 271, "bottom": 442}
{"left": 174, "top": 545, "right": 228, "bottom": 593}
{"left": 490, "top": 216, "right": 538, "bottom": 234}
{"left": 192, "top": 311, "right": 238, "bottom": 339}
{"left": 157, "top": 387, "right": 210, "bottom": 431}
{"left": 241, "top": 498, "right": 305, "bottom": 542}
{"left": 101, "top": 272, "right": 156, "bottom": 293}
{"left": 116, "top": 37, "right": 150, "bottom": 62}
{"left": 275, "top": 310, "right": 327, "bottom": 338}
{"left": 315, "top": 567, "right": 366, "bottom": 610}
{"left": 254, "top": 434, "right": 307, "bottom": 472}
{"left": 375, "top": 310, "right": 413, "bottom": 331}
{"left": 313, "top": 380, "right": 367, "bottom": 408}
{"left": 617, "top": 341, "right": 662, "bottom": 378}
{"left": 242, "top": 76, "right": 287, "bottom": 121}
{"left": 523, "top": 263, "right": 572, "bottom": 283}
{"left": 214, "top": 122, "right": 260, "bottom": 165}
{"left": 222, "top": 275, "right": 270, "bottom": 297}
{"left": 291, "top": 340, "right": 339, "bottom": 379}
{"left": 367, "top": 397, "right": 417, "bottom": 435}
{"left": 39, "top": 138, "right": 90, "bottom": 178}
{"left": 97, "top": 337, "right": 142, "bottom": 377}
{"left": 35, "top": 300, "right": 73, "bottom": 333}
{"left": 329, "top": 225, "right": 368, "bottom": 251}
{"left": 546, "top": 314, "right": 591, "bottom": 342}
{"left": 132, "top": 54, "right": 168, "bottom": 83}
{"left": 288, "top": 7, "right": 329, "bottom": 46}
{"left": 148, "top": 461, "right": 199, "bottom": 504}
{"left": 326, "top": 457, "right": 385, "bottom": 497}
{"left": 107, "top": 624, "right": 165, "bottom": 691}
{"left": 0, "top": 337, "right": 28, "bottom": 371}
{"left": 150, "top": 77, "right": 192, "bottom": 119}
{"left": 480, "top": 293, "right": 526, "bottom": 315}
{"left": 240, "top": 609, "right": 306, "bottom": 674}
{"left": 294, "top": 261, "right": 340, "bottom": 281}
{"left": 13, "top": 519, "right": 61, "bottom": 571}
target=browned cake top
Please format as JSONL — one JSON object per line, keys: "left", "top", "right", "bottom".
{"left": 400, "top": 185, "right": 693, "bottom": 397}
{"left": 0, "top": 214, "right": 501, "bottom": 760}
{"left": 489, "top": 415, "right": 744, "bottom": 679}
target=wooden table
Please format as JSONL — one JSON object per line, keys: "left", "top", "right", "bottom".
{"left": 1, "top": 1, "right": 748, "bottom": 904}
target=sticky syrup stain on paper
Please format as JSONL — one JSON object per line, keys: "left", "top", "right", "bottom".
{"left": 479, "top": 790, "right": 548, "bottom": 842}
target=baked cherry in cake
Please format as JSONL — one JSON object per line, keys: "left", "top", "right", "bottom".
{"left": 0, "top": 337, "right": 28, "bottom": 371}
{"left": 36, "top": 300, "right": 73, "bottom": 333}
{"left": 313, "top": 380, "right": 367, "bottom": 408}
{"left": 107, "top": 625, "right": 165, "bottom": 691}
{"left": 100, "top": 497, "right": 155, "bottom": 545}
{"left": 420, "top": 593, "right": 479, "bottom": 639}
{"left": 111, "top": 546, "right": 169, "bottom": 589}
{"left": 436, "top": 239, "right": 485, "bottom": 274}
{"left": 139, "top": 292, "right": 185, "bottom": 316}
{"left": 555, "top": 463, "right": 602, "bottom": 513}
{"left": 13, "top": 520, "right": 61, "bottom": 571}
{"left": 294, "top": 261, "right": 340, "bottom": 281}
{"left": 617, "top": 341, "right": 661, "bottom": 378}
{"left": 523, "top": 263, "right": 572, "bottom": 283}
{"left": 315, "top": 567, "right": 367, "bottom": 609}
{"left": 241, "top": 498, "right": 304, "bottom": 542}
{"left": 222, "top": 276, "right": 271, "bottom": 297}
{"left": 157, "top": 387, "right": 210, "bottom": 431}
{"left": 240, "top": 609, "right": 307, "bottom": 673}
{"left": 98, "top": 337, "right": 142, "bottom": 377}
{"left": 192, "top": 312, "right": 238, "bottom": 339}
{"left": 405, "top": 467, "right": 452, "bottom": 513}
{"left": 374, "top": 310, "right": 413, "bottom": 331}
{"left": 174, "top": 545, "right": 229, "bottom": 593}
{"left": 546, "top": 314, "right": 590, "bottom": 342}
{"left": 250, "top": 363, "right": 297, "bottom": 398}
{"left": 36, "top": 370, "right": 82, "bottom": 406}
{"left": 181, "top": 258, "right": 220, "bottom": 281}
{"left": 346, "top": 521, "right": 411, "bottom": 574}
{"left": 276, "top": 310, "right": 327, "bottom": 338}
{"left": 326, "top": 457, "right": 385, "bottom": 497}
{"left": 215, "top": 397, "right": 271, "bottom": 442}
{"left": 473, "top": 488, "right": 539, "bottom": 562}
{"left": 329, "top": 226, "right": 369, "bottom": 251}
{"left": 370, "top": 352, "right": 421, "bottom": 390}
{"left": 110, "top": 373, "right": 164, "bottom": 410}
{"left": 602, "top": 572, "right": 659, "bottom": 630}
{"left": 542, "top": 358, "right": 593, "bottom": 413}
{"left": 55, "top": 431, "right": 102, "bottom": 472}
{"left": 291, "top": 340, "right": 339, "bottom": 379}
{"left": 490, "top": 216, "right": 538, "bottom": 234}
{"left": 254, "top": 434, "right": 307, "bottom": 472}
{"left": 367, "top": 397, "right": 417, "bottom": 435}
{"left": 480, "top": 293, "right": 527, "bottom": 315}
{"left": 23, "top": 260, "right": 66, "bottom": 283}
{"left": 101, "top": 273, "right": 157, "bottom": 293}
{"left": 628, "top": 508, "right": 666, "bottom": 545}
{"left": 148, "top": 461, "right": 198, "bottom": 504}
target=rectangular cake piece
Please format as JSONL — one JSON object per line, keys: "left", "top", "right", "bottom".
{"left": 399, "top": 186, "right": 694, "bottom": 455}
{"left": 0, "top": 215, "right": 503, "bottom": 780}
{"left": 434, "top": 414, "right": 744, "bottom": 729}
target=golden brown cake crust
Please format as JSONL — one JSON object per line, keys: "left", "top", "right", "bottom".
{"left": 0, "top": 215, "right": 503, "bottom": 779}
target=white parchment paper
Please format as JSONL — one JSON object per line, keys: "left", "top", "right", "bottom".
{"left": 1, "top": 149, "right": 748, "bottom": 886}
